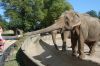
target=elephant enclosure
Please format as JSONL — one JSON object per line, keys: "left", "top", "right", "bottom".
{"left": 22, "top": 34, "right": 100, "bottom": 66}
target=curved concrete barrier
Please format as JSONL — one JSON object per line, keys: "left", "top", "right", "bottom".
{"left": 20, "top": 34, "right": 100, "bottom": 66}
{"left": 21, "top": 35, "right": 41, "bottom": 66}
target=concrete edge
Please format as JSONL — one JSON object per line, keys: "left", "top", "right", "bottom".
{"left": 20, "top": 35, "right": 44, "bottom": 66}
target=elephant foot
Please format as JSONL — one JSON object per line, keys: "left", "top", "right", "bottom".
{"left": 54, "top": 44, "right": 59, "bottom": 50}
{"left": 89, "top": 52, "right": 95, "bottom": 56}
{"left": 69, "top": 45, "right": 72, "bottom": 48}
{"left": 62, "top": 48, "right": 67, "bottom": 52}
{"left": 78, "top": 54, "right": 85, "bottom": 60}
{"left": 89, "top": 50, "right": 95, "bottom": 56}
{"left": 72, "top": 52, "right": 78, "bottom": 57}
{"left": 62, "top": 51, "right": 67, "bottom": 55}
{"left": 62, "top": 48, "right": 66, "bottom": 52}
{"left": 62, "top": 44, "right": 67, "bottom": 51}
{"left": 62, "top": 47, "right": 67, "bottom": 54}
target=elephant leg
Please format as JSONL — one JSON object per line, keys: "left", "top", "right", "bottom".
{"left": 51, "top": 31, "right": 59, "bottom": 50}
{"left": 71, "top": 32, "right": 78, "bottom": 56}
{"left": 78, "top": 31, "right": 85, "bottom": 59}
{"left": 86, "top": 42, "right": 92, "bottom": 53}
{"left": 86, "top": 41, "right": 97, "bottom": 56}
{"left": 89, "top": 41, "right": 97, "bottom": 56}
{"left": 61, "top": 31, "right": 67, "bottom": 51}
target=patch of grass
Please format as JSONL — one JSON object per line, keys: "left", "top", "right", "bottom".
{"left": 4, "top": 50, "right": 19, "bottom": 66}
{"left": 5, "top": 60, "right": 19, "bottom": 66}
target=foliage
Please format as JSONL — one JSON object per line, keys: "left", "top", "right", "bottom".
{"left": 1, "top": 0, "right": 73, "bottom": 32}
{"left": 42, "top": 0, "right": 73, "bottom": 27}
{"left": 0, "top": 15, "right": 8, "bottom": 30}
{"left": 86, "top": 10, "right": 100, "bottom": 19}
{"left": 98, "top": 11, "right": 100, "bottom": 19}
{"left": 86, "top": 10, "right": 98, "bottom": 17}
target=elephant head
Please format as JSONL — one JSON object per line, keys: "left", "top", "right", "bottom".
{"left": 64, "top": 10, "right": 81, "bottom": 30}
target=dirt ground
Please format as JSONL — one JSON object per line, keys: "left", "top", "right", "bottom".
{"left": 25, "top": 34, "right": 100, "bottom": 66}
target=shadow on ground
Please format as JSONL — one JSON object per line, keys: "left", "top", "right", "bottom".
{"left": 16, "top": 48, "right": 38, "bottom": 66}
{"left": 33, "top": 40, "right": 100, "bottom": 66}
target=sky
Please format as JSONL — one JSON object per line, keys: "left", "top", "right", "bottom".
{"left": 0, "top": 7, "right": 5, "bottom": 16}
{"left": 68, "top": 0, "right": 100, "bottom": 13}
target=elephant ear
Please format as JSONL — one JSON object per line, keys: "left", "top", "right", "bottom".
{"left": 72, "top": 13, "right": 81, "bottom": 27}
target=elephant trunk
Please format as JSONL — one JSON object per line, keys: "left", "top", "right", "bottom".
{"left": 25, "top": 20, "right": 64, "bottom": 36}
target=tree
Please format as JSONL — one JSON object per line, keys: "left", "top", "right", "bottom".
{"left": 2, "top": 0, "right": 35, "bottom": 32}
{"left": 42, "top": 0, "right": 73, "bottom": 27}
{"left": 98, "top": 11, "right": 100, "bottom": 19}
{"left": 86, "top": 10, "right": 98, "bottom": 17}
{"left": 2, "top": 0, "right": 73, "bottom": 32}
{"left": 0, "top": 15, "right": 8, "bottom": 30}
{"left": 86, "top": 10, "right": 100, "bottom": 19}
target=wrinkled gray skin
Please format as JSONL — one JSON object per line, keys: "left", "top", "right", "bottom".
{"left": 51, "top": 29, "right": 70, "bottom": 51}
{"left": 25, "top": 10, "right": 100, "bottom": 59}
{"left": 64, "top": 11, "right": 100, "bottom": 59}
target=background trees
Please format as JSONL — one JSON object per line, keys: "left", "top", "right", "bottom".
{"left": 1, "top": 0, "right": 73, "bottom": 32}
{"left": 0, "top": 15, "right": 8, "bottom": 30}
{"left": 86, "top": 10, "right": 100, "bottom": 19}
{"left": 86, "top": 10, "right": 98, "bottom": 17}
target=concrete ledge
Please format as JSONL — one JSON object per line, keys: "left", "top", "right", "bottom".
{"left": 21, "top": 35, "right": 41, "bottom": 66}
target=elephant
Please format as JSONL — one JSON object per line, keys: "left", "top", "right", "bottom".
{"left": 51, "top": 29, "right": 70, "bottom": 51}
{"left": 25, "top": 10, "right": 100, "bottom": 59}
{"left": 64, "top": 11, "right": 100, "bottom": 59}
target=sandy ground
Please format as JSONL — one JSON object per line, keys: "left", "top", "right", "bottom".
{"left": 23, "top": 34, "right": 100, "bottom": 66}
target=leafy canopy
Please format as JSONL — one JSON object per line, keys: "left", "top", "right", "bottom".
{"left": 2, "top": 0, "right": 73, "bottom": 32}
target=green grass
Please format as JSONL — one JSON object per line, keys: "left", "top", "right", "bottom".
{"left": 4, "top": 49, "right": 19, "bottom": 66}
{"left": 5, "top": 60, "right": 19, "bottom": 66}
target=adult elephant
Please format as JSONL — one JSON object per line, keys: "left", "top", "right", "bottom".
{"left": 25, "top": 10, "right": 100, "bottom": 59}
{"left": 64, "top": 11, "right": 100, "bottom": 59}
